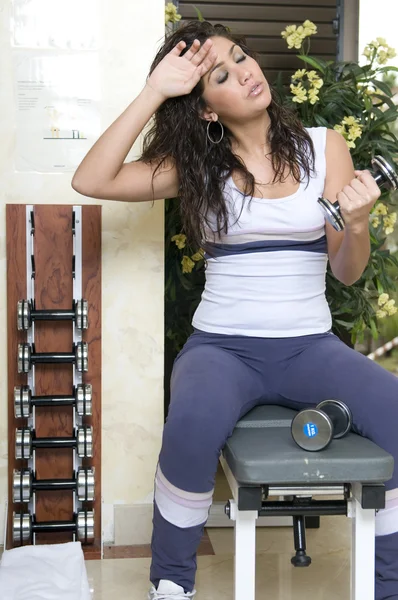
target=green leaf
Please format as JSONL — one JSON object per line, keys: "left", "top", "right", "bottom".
{"left": 297, "top": 55, "right": 327, "bottom": 73}
{"left": 192, "top": 5, "right": 205, "bottom": 21}
{"left": 377, "top": 66, "right": 398, "bottom": 74}
{"left": 368, "top": 78, "right": 393, "bottom": 97}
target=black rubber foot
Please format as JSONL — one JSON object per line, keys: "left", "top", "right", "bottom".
{"left": 305, "top": 516, "right": 320, "bottom": 529}
{"left": 291, "top": 550, "right": 312, "bottom": 567}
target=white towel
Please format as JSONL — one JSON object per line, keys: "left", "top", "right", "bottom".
{"left": 0, "top": 541, "right": 92, "bottom": 600}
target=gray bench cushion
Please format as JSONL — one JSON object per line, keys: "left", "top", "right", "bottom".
{"left": 222, "top": 405, "right": 394, "bottom": 485}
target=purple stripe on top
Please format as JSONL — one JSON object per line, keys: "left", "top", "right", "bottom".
{"left": 204, "top": 235, "right": 327, "bottom": 259}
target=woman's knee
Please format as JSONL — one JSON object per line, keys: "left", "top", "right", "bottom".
{"left": 159, "top": 408, "right": 224, "bottom": 492}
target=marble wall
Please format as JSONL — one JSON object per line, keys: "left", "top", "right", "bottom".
{"left": 0, "top": 0, "right": 166, "bottom": 545}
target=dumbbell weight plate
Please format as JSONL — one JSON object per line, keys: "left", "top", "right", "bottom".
{"left": 15, "top": 428, "right": 32, "bottom": 460}
{"left": 317, "top": 197, "right": 345, "bottom": 232}
{"left": 13, "top": 468, "right": 32, "bottom": 503}
{"left": 316, "top": 399, "right": 352, "bottom": 439}
{"left": 77, "top": 426, "right": 93, "bottom": 457}
{"left": 77, "top": 468, "right": 95, "bottom": 502}
{"left": 17, "top": 300, "right": 31, "bottom": 331}
{"left": 17, "top": 344, "right": 31, "bottom": 374}
{"left": 75, "top": 342, "right": 88, "bottom": 372}
{"left": 13, "top": 512, "right": 31, "bottom": 543}
{"left": 372, "top": 155, "right": 398, "bottom": 190}
{"left": 77, "top": 509, "right": 95, "bottom": 544}
{"left": 14, "top": 386, "right": 31, "bottom": 419}
{"left": 76, "top": 384, "right": 93, "bottom": 416}
{"left": 291, "top": 409, "right": 333, "bottom": 452}
{"left": 75, "top": 299, "right": 89, "bottom": 330}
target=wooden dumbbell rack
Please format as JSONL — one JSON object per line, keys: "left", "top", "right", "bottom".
{"left": 6, "top": 204, "right": 102, "bottom": 559}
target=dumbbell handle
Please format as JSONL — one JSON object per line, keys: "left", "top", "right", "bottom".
{"left": 32, "top": 436, "right": 78, "bottom": 449}
{"left": 30, "top": 351, "right": 76, "bottom": 365}
{"left": 29, "top": 393, "right": 81, "bottom": 407}
{"left": 29, "top": 309, "right": 75, "bottom": 321}
{"left": 34, "top": 478, "right": 82, "bottom": 492}
{"left": 373, "top": 171, "right": 388, "bottom": 187}
{"left": 31, "top": 519, "right": 77, "bottom": 534}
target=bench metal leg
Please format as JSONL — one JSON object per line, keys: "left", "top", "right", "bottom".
{"left": 350, "top": 493, "right": 375, "bottom": 600}
{"left": 230, "top": 500, "right": 257, "bottom": 600}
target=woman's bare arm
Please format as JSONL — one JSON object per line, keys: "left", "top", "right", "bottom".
{"left": 71, "top": 85, "right": 179, "bottom": 202}
{"left": 71, "top": 38, "right": 217, "bottom": 202}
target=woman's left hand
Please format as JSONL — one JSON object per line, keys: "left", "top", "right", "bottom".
{"left": 337, "top": 169, "right": 381, "bottom": 232}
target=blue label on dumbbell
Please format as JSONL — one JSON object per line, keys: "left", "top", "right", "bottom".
{"left": 304, "top": 422, "right": 318, "bottom": 438}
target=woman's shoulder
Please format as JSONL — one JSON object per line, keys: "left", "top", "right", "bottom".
{"left": 306, "top": 127, "right": 349, "bottom": 156}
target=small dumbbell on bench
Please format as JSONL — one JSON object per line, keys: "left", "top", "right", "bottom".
{"left": 17, "top": 299, "right": 88, "bottom": 330}
{"left": 14, "top": 384, "right": 92, "bottom": 418}
{"left": 17, "top": 342, "right": 88, "bottom": 373}
{"left": 15, "top": 426, "right": 93, "bottom": 459}
{"left": 13, "top": 509, "right": 95, "bottom": 545}
{"left": 291, "top": 399, "right": 353, "bottom": 451}
{"left": 13, "top": 467, "right": 95, "bottom": 503}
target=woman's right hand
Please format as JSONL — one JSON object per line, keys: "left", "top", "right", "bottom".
{"left": 146, "top": 38, "right": 218, "bottom": 101}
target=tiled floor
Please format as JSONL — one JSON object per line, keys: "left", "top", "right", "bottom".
{"left": 86, "top": 515, "right": 352, "bottom": 599}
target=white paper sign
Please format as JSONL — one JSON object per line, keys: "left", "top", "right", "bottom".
{"left": 14, "top": 52, "right": 101, "bottom": 172}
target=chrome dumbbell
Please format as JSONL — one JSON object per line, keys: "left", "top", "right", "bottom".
{"left": 13, "top": 467, "right": 95, "bottom": 503}
{"left": 13, "top": 509, "right": 95, "bottom": 545}
{"left": 318, "top": 155, "right": 398, "bottom": 231}
{"left": 15, "top": 426, "right": 93, "bottom": 459}
{"left": 14, "top": 384, "right": 92, "bottom": 418}
{"left": 17, "top": 342, "right": 88, "bottom": 373}
{"left": 291, "top": 399, "right": 352, "bottom": 451}
{"left": 17, "top": 299, "right": 88, "bottom": 330}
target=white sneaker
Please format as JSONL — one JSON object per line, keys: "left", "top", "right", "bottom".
{"left": 148, "top": 579, "right": 196, "bottom": 599}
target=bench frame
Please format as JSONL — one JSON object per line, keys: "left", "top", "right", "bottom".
{"left": 220, "top": 454, "right": 382, "bottom": 600}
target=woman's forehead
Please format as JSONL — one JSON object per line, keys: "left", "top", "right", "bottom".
{"left": 208, "top": 36, "right": 236, "bottom": 52}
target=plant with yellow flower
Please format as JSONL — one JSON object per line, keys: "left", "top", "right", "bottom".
{"left": 276, "top": 20, "right": 398, "bottom": 343}
{"left": 376, "top": 293, "right": 398, "bottom": 319}
{"left": 333, "top": 116, "right": 363, "bottom": 149}
{"left": 363, "top": 38, "right": 397, "bottom": 67}
{"left": 281, "top": 20, "right": 317, "bottom": 51}
{"left": 165, "top": 2, "right": 181, "bottom": 26}
{"left": 290, "top": 68, "right": 324, "bottom": 105}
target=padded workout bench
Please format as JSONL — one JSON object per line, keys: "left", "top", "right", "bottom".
{"left": 220, "top": 405, "right": 394, "bottom": 600}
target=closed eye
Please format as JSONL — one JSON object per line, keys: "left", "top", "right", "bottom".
{"left": 217, "top": 55, "right": 247, "bottom": 84}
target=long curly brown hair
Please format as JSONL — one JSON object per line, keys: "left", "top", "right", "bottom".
{"left": 141, "top": 20, "right": 315, "bottom": 249}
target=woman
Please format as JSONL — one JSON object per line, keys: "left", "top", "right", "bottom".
{"left": 72, "top": 21, "right": 398, "bottom": 600}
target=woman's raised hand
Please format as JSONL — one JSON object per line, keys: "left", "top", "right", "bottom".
{"left": 147, "top": 38, "right": 218, "bottom": 101}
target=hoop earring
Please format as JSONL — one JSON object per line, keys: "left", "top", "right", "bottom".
{"left": 207, "top": 120, "right": 224, "bottom": 144}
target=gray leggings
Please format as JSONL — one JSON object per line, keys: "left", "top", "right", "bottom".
{"left": 151, "top": 329, "right": 398, "bottom": 598}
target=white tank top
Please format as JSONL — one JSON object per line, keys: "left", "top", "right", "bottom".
{"left": 192, "top": 126, "right": 332, "bottom": 337}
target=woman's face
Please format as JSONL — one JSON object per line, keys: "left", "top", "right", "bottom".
{"left": 200, "top": 36, "right": 271, "bottom": 124}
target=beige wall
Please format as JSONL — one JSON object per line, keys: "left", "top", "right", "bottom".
{"left": 0, "top": 0, "right": 165, "bottom": 545}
